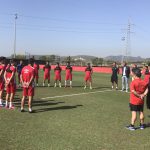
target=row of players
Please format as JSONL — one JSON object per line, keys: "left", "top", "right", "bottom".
{"left": 1, "top": 56, "right": 150, "bottom": 129}
{"left": 0, "top": 57, "right": 93, "bottom": 112}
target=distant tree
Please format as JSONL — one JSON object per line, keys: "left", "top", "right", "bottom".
{"left": 49, "top": 55, "right": 56, "bottom": 63}
{"left": 92, "top": 57, "right": 103, "bottom": 66}
{"left": 39, "top": 56, "right": 47, "bottom": 61}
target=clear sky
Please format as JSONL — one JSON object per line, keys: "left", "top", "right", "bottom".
{"left": 0, "top": 0, "right": 150, "bottom": 58}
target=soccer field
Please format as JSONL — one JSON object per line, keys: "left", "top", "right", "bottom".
{"left": 0, "top": 70, "right": 150, "bottom": 150}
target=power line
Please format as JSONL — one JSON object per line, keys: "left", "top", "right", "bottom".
{"left": 0, "top": 13, "right": 126, "bottom": 25}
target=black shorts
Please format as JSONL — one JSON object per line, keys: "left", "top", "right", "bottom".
{"left": 111, "top": 75, "right": 118, "bottom": 83}
{"left": 129, "top": 103, "right": 144, "bottom": 112}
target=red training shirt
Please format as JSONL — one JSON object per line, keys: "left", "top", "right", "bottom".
{"left": 130, "top": 78, "right": 147, "bottom": 105}
{"left": 21, "top": 65, "right": 35, "bottom": 82}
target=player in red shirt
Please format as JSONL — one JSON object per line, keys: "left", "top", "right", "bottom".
{"left": 126, "top": 68, "right": 148, "bottom": 130}
{"left": 33, "top": 61, "right": 39, "bottom": 86}
{"left": 20, "top": 58, "right": 35, "bottom": 113}
{"left": 84, "top": 63, "right": 93, "bottom": 89}
{"left": 43, "top": 61, "right": 51, "bottom": 87}
{"left": 54, "top": 62, "right": 62, "bottom": 88}
{"left": 0, "top": 57, "right": 6, "bottom": 107}
{"left": 143, "top": 65, "right": 150, "bottom": 109}
{"left": 4, "top": 59, "right": 16, "bottom": 109}
{"left": 65, "top": 62, "right": 73, "bottom": 88}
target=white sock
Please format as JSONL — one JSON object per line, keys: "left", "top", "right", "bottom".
{"left": 65, "top": 81, "right": 67, "bottom": 86}
{"left": 0, "top": 99, "right": 2, "bottom": 104}
{"left": 70, "top": 81, "right": 72, "bottom": 86}
{"left": 59, "top": 82, "right": 62, "bottom": 87}
{"left": 5, "top": 101, "right": 8, "bottom": 106}
{"left": 9, "top": 102, "right": 12, "bottom": 108}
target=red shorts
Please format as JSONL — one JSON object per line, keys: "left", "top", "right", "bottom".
{"left": 6, "top": 83, "right": 16, "bottom": 94}
{"left": 44, "top": 73, "right": 50, "bottom": 80}
{"left": 23, "top": 86, "right": 34, "bottom": 96}
{"left": 65, "top": 74, "right": 72, "bottom": 81}
{"left": 54, "top": 75, "right": 61, "bottom": 81}
{"left": 35, "top": 73, "right": 39, "bottom": 79}
{"left": 0, "top": 81, "right": 4, "bottom": 91}
{"left": 84, "top": 76, "right": 92, "bottom": 82}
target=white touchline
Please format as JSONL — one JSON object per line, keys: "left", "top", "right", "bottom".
{"left": 41, "top": 89, "right": 112, "bottom": 100}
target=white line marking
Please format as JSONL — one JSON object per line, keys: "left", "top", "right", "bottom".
{"left": 41, "top": 89, "right": 112, "bottom": 99}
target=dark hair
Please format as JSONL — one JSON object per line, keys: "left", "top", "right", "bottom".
{"left": 0, "top": 56, "right": 5, "bottom": 62}
{"left": 132, "top": 68, "right": 141, "bottom": 78}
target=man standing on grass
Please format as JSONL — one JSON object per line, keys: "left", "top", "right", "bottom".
{"left": 122, "top": 62, "right": 130, "bottom": 92}
{"left": 65, "top": 62, "right": 73, "bottom": 88}
{"left": 4, "top": 59, "right": 16, "bottom": 109}
{"left": 43, "top": 61, "right": 51, "bottom": 87}
{"left": 111, "top": 62, "right": 119, "bottom": 90}
{"left": 17, "top": 60, "right": 24, "bottom": 87}
{"left": 33, "top": 61, "right": 39, "bottom": 86}
{"left": 20, "top": 58, "right": 35, "bottom": 113}
{"left": 84, "top": 63, "right": 93, "bottom": 90}
{"left": 126, "top": 68, "right": 148, "bottom": 130}
{"left": 54, "top": 62, "right": 62, "bottom": 88}
{"left": 0, "top": 57, "right": 6, "bottom": 107}
{"left": 143, "top": 65, "right": 150, "bottom": 109}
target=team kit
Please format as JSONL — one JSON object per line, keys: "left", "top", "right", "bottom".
{"left": 0, "top": 56, "right": 150, "bottom": 130}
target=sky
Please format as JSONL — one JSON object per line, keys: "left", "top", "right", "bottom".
{"left": 0, "top": 0, "right": 150, "bottom": 58}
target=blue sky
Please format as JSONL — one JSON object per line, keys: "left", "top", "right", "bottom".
{"left": 0, "top": 0, "right": 150, "bottom": 58}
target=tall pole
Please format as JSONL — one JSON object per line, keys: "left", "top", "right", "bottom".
{"left": 13, "top": 13, "right": 18, "bottom": 58}
{"left": 121, "top": 19, "right": 134, "bottom": 63}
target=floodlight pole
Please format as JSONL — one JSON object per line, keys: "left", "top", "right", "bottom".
{"left": 13, "top": 13, "right": 18, "bottom": 58}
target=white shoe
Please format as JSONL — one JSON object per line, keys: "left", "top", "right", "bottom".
{"left": 48, "top": 84, "right": 50, "bottom": 87}
{"left": 90, "top": 86, "right": 92, "bottom": 90}
{"left": 84, "top": 86, "right": 86, "bottom": 89}
{"left": 36, "top": 84, "right": 39, "bottom": 87}
{"left": 29, "top": 108, "right": 32, "bottom": 113}
{"left": 43, "top": 83, "right": 45, "bottom": 87}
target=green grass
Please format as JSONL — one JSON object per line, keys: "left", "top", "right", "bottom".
{"left": 0, "top": 70, "right": 150, "bottom": 150}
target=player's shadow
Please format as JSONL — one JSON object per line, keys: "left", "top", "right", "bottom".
{"left": 93, "top": 86, "right": 111, "bottom": 89}
{"left": 145, "top": 122, "right": 150, "bottom": 128}
{"left": 32, "top": 100, "right": 65, "bottom": 107}
{"left": 14, "top": 99, "right": 63, "bottom": 107}
{"left": 33, "top": 104, "right": 83, "bottom": 113}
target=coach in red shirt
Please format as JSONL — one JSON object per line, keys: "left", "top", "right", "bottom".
{"left": 20, "top": 58, "right": 35, "bottom": 113}
{"left": 126, "top": 68, "right": 148, "bottom": 130}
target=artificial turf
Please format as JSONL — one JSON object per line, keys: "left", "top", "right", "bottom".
{"left": 0, "top": 70, "right": 150, "bottom": 150}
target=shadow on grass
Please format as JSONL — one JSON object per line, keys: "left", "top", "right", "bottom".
{"left": 14, "top": 99, "right": 63, "bottom": 107}
{"left": 33, "top": 104, "right": 83, "bottom": 113}
{"left": 145, "top": 122, "right": 150, "bottom": 128}
{"left": 93, "top": 86, "right": 111, "bottom": 89}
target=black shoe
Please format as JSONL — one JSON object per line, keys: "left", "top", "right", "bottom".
{"left": 21, "top": 108, "right": 25, "bottom": 112}
{"left": 139, "top": 124, "right": 145, "bottom": 130}
{"left": 125, "top": 124, "right": 135, "bottom": 131}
